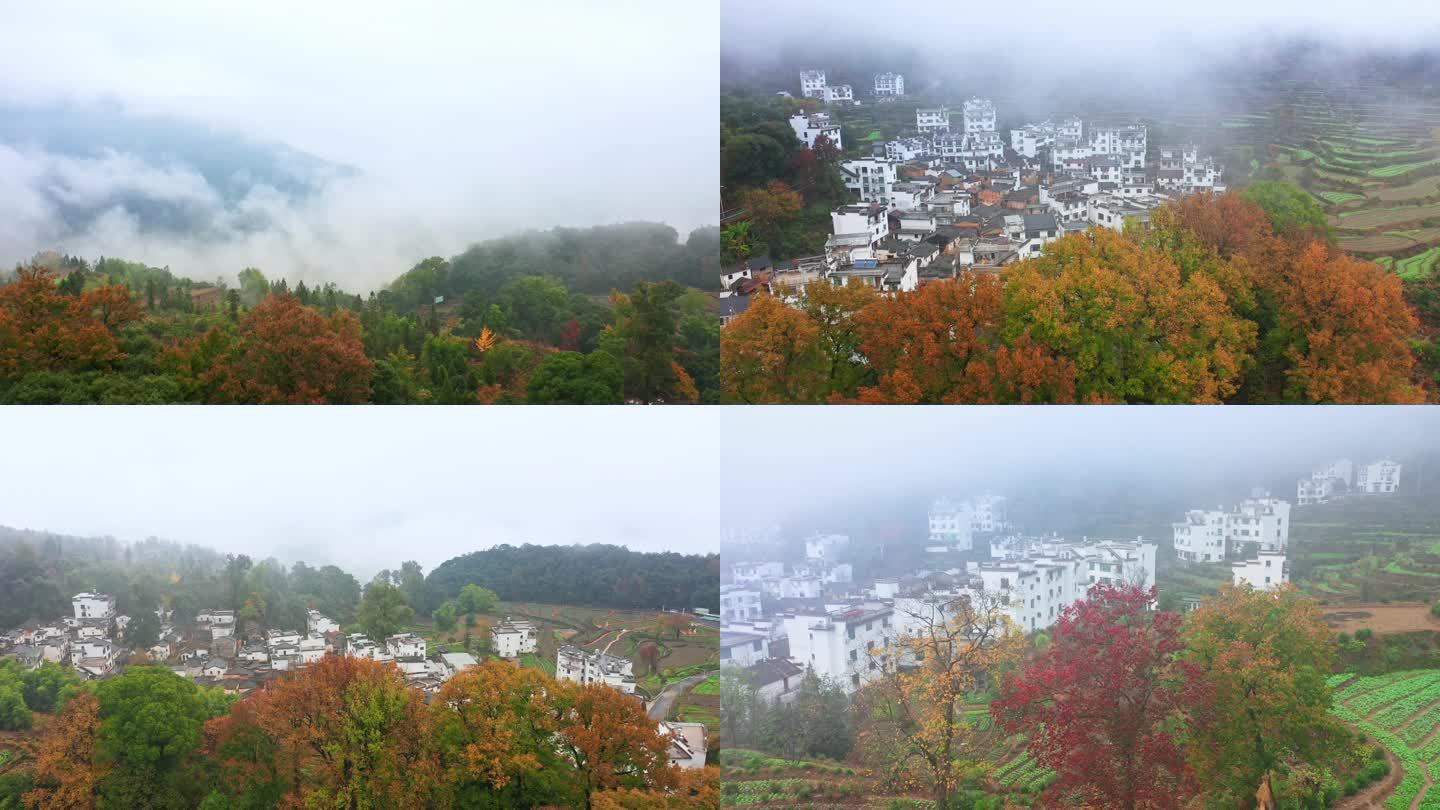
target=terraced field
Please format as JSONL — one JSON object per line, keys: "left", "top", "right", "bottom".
{"left": 1244, "top": 93, "right": 1440, "bottom": 273}
{"left": 1331, "top": 670, "right": 1440, "bottom": 809}
{"left": 1323, "top": 191, "right": 1368, "bottom": 205}
{"left": 1292, "top": 495, "right": 1440, "bottom": 603}
{"left": 1395, "top": 248, "right": 1440, "bottom": 280}
{"left": 718, "top": 713, "right": 1051, "bottom": 807}
{"left": 1375, "top": 177, "right": 1440, "bottom": 203}
{"left": 1334, "top": 204, "right": 1440, "bottom": 231}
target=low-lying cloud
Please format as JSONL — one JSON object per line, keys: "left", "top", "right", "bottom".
{"left": 0, "top": 1, "right": 719, "bottom": 292}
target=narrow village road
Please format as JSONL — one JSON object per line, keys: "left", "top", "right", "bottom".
{"left": 648, "top": 673, "right": 708, "bottom": 721}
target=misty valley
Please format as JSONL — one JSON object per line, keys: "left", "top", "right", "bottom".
{"left": 0, "top": 530, "right": 721, "bottom": 808}
{"left": 719, "top": 436, "right": 1440, "bottom": 809}
{"left": 718, "top": 39, "right": 1440, "bottom": 404}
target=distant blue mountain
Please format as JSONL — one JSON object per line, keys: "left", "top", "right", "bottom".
{"left": 0, "top": 101, "right": 358, "bottom": 236}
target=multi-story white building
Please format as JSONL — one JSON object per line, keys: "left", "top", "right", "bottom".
{"left": 344, "top": 633, "right": 394, "bottom": 663}
{"left": 928, "top": 494, "right": 1008, "bottom": 551}
{"left": 916, "top": 107, "right": 951, "bottom": 132}
{"left": 789, "top": 113, "right": 842, "bottom": 150}
{"left": 979, "top": 539, "right": 1157, "bottom": 632}
{"left": 306, "top": 610, "right": 339, "bottom": 636}
{"left": 720, "top": 585, "right": 763, "bottom": 623}
{"left": 71, "top": 639, "right": 118, "bottom": 678}
{"left": 732, "top": 561, "right": 785, "bottom": 584}
{"left": 840, "top": 158, "right": 899, "bottom": 205}
{"left": 1173, "top": 510, "right": 1229, "bottom": 563}
{"left": 822, "top": 84, "right": 854, "bottom": 104}
{"left": 386, "top": 633, "right": 426, "bottom": 660}
{"left": 196, "top": 608, "right": 235, "bottom": 628}
{"left": 1233, "top": 552, "right": 1289, "bottom": 591}
{"left": 72, "top": 593, "right": 116, "bottom": 621}
{"left": 972, "top": 495, "right": 1008, "bottom": 533}
{"left": 556, "top": 644, "right": 636, "bottom": 693}
{"left": 873, "top": 72, "right": 905, "bottom": 96}
{"left": 1089, "top": 124, "right": 1147, "bottom": 169}
{"left": 490, "top": 619, "right": 538, "bottom": 658}
{"left": 1298, "top": 460, "right": 1353, "bottom": 504}
{"left": 298, "top": 635, "right": 326, "bottom": 664}
{"left": 804, "top": 533, "right": 850, "bottom": 562}
{"left": 929, "top": 497, "right": 975, "bottom": 551}
{"left": 1357, "top": 460, "right": 1403, "bottom": 494}
{"left": 1086, "top": 193, "right": 1160, "bottom": 233}
{"left": 830, "top": 203, "right": 889, "bottom": 251}
{"left": 884, "top": 137, "right": 934, "bottom": 162}
{"left": 783, "top": 604, "right": 894, "bottom": 692}
{"left": 1174, "top": 496, "right": 1292, "bottom": 561}
{"left": 799, "top": 69, "right": 827, "bottom": 99}
{"left": 721, "top": 629, "right": 770, "bottom": 669}
{"left": 962, "top": 97, "right": 996, "bottom": 134}
{"left": 1317, "top": 460, "right": 1355, "bottom": 487}
{"left": 1228, "top": 496, "right": 1292, "bottom": 552}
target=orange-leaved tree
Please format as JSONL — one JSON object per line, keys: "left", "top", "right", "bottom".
{"left": 1255, "top": 242, "right": 1423, "bottom": 403}
{"left": 553, "top": 682, "right": 677, "bottom": 809}
{"left": 176, "top": 293, "right": 373, "bottom": 404}
{"left": 1002, "top": 228, "right": 1255, "bottom": 403}
{"left": 23, "top": 690, "right": 102, "bottom": 810}
{"left": 852, "top": 273, "right": 1076, "bottom": 403}
{"left": 241, "top": 655, "right": 440, "bottom": 809}
{"left": 856, "top": 590, "right": 1027, "bottom": 810}
{"left": 719, "top": 293, "right": 829, "bottom": 403}
{"left": 431, "top": 661, "right": 563, "bottom": 805}
{"left": 590, "top": 764, "right": 720, "bottom": 810}
{"left": 0, "top": 267, "right": 142, "bottom": 381}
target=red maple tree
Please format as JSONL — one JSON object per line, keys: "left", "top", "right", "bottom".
{"left": 993, "top": 584, "right": 1196, "bottom": 810}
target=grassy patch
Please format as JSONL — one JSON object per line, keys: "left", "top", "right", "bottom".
{"left": 1396, "top": 247, "right": 1440, "bottom": 280}
{"left": 519, "top": 652, "right": 555, "bottom": 675}
{"left": 1322, "top": 191, "right": 1366, "bottom": 205}
{"left": 1371, "top": 158, "right": 1440, "bottom": 178}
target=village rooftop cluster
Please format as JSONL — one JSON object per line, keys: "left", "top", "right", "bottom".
{"left": 719, "top": 68, "right": 1225, "bottom": 322}
{"left": 0, "top": 597, "right": 710, "bottom": 770}
{"left": 720, "top": 453, "right": 1406, "bottom": 701}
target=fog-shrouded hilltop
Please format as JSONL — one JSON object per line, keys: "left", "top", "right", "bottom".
{"left": 0, "top": 3, "right": 718, "bottom": 292}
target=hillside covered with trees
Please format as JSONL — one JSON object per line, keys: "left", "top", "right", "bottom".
{"left": 0, "top": 222, "right": 721, "bottom": 404}
{"left": 426, "top": 544, "right": 721, "bottom": 616}
{"left": 0, "top": 528, "right": 718, "bottom": 632}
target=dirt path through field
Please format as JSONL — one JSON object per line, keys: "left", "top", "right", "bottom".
{"left": 1335, "top": 726, "right": 1403, "bottom": 809}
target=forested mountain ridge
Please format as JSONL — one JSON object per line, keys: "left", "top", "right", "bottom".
{"left": 0, "top": 526, "right": 720, "bottom": 630}
{"left": 426, "top": 543, "right": 721, "bottom": 615}
{"left": 0, "top": 221, "right": 722, "bottom": 404}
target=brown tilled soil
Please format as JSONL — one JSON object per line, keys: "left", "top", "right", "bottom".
{"left": 1323, "top": 604, "right": 1440, "bottom": 634}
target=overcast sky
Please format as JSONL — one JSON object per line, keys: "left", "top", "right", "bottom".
{"left": 722, "top": 407, "right": 1440, "bottom": 531}
{"left": 0, "top": 408, "right": 719, "bottom": 581}
{"left": 723, "top": 0, "right": 1440, "bottom": 113}
{"left": 0, "top": 1, "right": 718, "bottom": 289}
